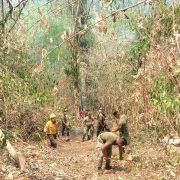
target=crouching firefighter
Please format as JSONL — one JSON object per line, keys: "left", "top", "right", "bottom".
{"left": 96, "top": 132, "right": 126, "bottom": 175}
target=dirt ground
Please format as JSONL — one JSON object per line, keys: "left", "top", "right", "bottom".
{"left": 0, "top": 136, "right": 179, "bottom": 180}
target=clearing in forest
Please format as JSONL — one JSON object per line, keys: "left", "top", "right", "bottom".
{"left": 1, "top": 136, "right": 179, "bottom": 180}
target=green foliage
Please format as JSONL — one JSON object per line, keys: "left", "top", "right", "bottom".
{"left": 150, "top": 78, "right": 180, "bottom": 116}
{"left": 2, "top": 72, "right": 52, "bottom": 106}
{"left": 34, "top": 91, "right": 52, "bottom": 104}
{"left": 155, "top": 1, "right": 180, "bottom": 38}
{"left": 123, "top": 70, "right": 136, "bottom": 84}
{"left": 128, "top": 12, "right": 152, "bottom": 76}
{"left": 145, "top": 124, "right": 168, "bottom": 137}
{"left": 64, "top": 61, "right": 73, "bottom": 76}
{"left": 175, "top": 6, "right": 180, "bottom": 31}
{"left": 40, "top": 18, "right": 72, "bottom": 64}
{"left": 86, "top": 73, "right": 97, "bottom": 88}
{"left": 79, "top": 30, "right": 96, "bottom": 49}
{"left": 128, "top": 35, "right": 150, "bottom": 66}
{"left": 86, "top": 93, "right": 99, "bottom": 109}
{"left": 0, "top": 130, "right": 8, "bottom": 149}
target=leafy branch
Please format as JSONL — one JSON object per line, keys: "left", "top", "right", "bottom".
{"left": 48, "top": 0, "right": 147, "bottom": 56}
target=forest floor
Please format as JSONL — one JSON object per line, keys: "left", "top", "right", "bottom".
{"left": 0, "top": 135, "right": 180, "bottom": 180}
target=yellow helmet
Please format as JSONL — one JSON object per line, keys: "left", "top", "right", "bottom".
{"left": 50, "top": 113, "right": 56, "bottom": 119}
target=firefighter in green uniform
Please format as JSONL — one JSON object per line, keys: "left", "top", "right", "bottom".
{"left": 62, "top": 109, "right": 70, "bottom": 136}
{"left": 96, "top": 107, "right": 109, "bottom": 137}
{"left": 82, "top": 110, "right": 94, "bottom": 142}
{"left": 96, "top": 132, "right": 125, "bottom": 175}
{"left": 112, "top": 111, "right": 130, "bottom": 160}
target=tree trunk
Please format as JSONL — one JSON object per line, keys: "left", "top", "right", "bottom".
{"left": 1, "top": 0, "right": 5, "bottom": 32}
{"left": 71, "top": 0, "right": 89, "bottom": 116}
{"left": 0, "top": 129, "right": 26, "bottom": 172}
{"left": 71, "top": 0, "right": 81, "bottom": 118}
{"left": 6, "top": 140, "right": 26, "bottom": 172}
{"left": 80, "top": 62, "right": 88, "bottom": 109}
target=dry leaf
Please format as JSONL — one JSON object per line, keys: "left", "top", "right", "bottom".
{"left": 52, "top": 86, "right": 58, "bottom": 96}
{"left": 110, "top": 31, "right": 117, "bottom": 40}
{"left": 41, "top": 48, "right": 48, "bottom": 59}
{"left": 97, "top": 13, "right": 107, "bottom": 33}
{"left": 7, "top": 172, "right": 13, "bottom": 180}
{"left": 103, "top": 0, "right": 113, "bottom": 8}
{"left": 78, "top": 25, "right": 88, "bottom": 36}
{"left": 38, "top": 7, "right": 43, "bottom": 15}
{"left": 126, "top": 154, "right": 133, "bottom": 161}
{"left": 96, "top": 39, "right": 104, "bottom": 46}
{"left": 30, "top": 28, "right": 37, "bottom": 38}
{"left": 117, "top": 51, "right": 125, "bottom": 59}
{"left": 50, "top": 38, "right": 53, "bottom": 43}
{"left": 32, "top": 61, "right": 45, "bottom": 77}
{"left": 17, "top": 20, "right": 25, "bottom": 35}
{"left": 61, "top": 30, "right": 73, "bottom": 48}
{"left": 41, "top": 17, "right": 49, "bottom": 32}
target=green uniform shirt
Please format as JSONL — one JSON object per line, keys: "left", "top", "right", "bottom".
{"left": 118, "top": 114, "right": 130, "bottom": 144}
{"left": 83, "top": 116, "right": 92, "bottom": 126}
{"left": 98, "top": 112, "right": 105, "bottom": 122}
{"left": 100, "top": 132, "right": 118, "bottom": 146}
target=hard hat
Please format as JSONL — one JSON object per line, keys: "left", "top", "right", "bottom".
{"left": 50, "top": 113, "right": 56, "bottom": 119}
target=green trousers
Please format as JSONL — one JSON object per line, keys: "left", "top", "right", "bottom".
{"left": 96, "top": 135, "right": 112, "bottom": 169}
{"left": 82, "top": 125, "right": 93, "bottom": 141}
{"left": 47, "top": 134, "right": 57, "bottom": 148}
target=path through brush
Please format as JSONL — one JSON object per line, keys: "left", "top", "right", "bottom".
{"left": 0, "top": 136, "right": 179, "bottom": 180}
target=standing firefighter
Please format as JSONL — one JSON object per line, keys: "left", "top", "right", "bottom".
{"left": 62, "top": 109, "right": 70, "bottom": 137}
{"left": 96, "top": 108, "right": 109, "bottom": 137}
{"left": 97, "top": 132, "right": 125, "bottom": 175}
{"left": 44, "top": 113, "right": 58, "bottom": 148}
{"left": 112, "top": 111, "right": 130, "bottom": 160}
{"left": 82, "top": 111, "right": 94, "bottom": 142}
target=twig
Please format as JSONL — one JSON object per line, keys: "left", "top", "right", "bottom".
{"left": 47, "top": 0, "right": 147, "bottom": 56}
{"left": 0, "top": 0, "right": 5, "bottom": 31}
{"left": 6, "top": 0, "right": 14, "bottom": 9}
{"left": 25, "top": 0, "right": 79, "bottom": 32}
{"left": 8, "top": 0, "right": 28, "bottom": 32}
{"left": 14, "top": 0, "right": 28, "bottom": 8}
{"left": 15, "top": 137, "right": 29, "bottom": 145}
{"left": 172, "top": 0, "right": 180, "bottom": 52}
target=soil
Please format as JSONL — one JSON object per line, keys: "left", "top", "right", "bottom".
{"left": 0, "top": 136, "right": 179, "bottom": 180}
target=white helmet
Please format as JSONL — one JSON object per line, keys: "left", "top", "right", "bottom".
{"left": 50, "top": 113, "right": 56, "bottom": 119}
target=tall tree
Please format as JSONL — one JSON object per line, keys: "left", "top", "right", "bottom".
{"left": 67, "top": 0, "right": 90, "bottom": 117}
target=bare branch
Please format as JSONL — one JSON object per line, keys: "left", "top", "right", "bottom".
{"left": 25, "top": 0, "right": 78, "bottom": 32}
{"left": 0, "top": 0, "right": 5, "bottom": 31}
{"left": 2, "top": 0, "right": 28, "bottom": 29}
{"left": 172, "top": 0, "right": 180, "bottom": 52}
{"left": 6, "top": 0, "right": 14, "bottom": 9}
{"left": 14, "top": 0, "right": 28, "bottom": 8}
{"left": 8, "top": 0, "right": 29, "bottom": 32}
{"left": 48, "top": 0, "right": 147, "bottom": 56}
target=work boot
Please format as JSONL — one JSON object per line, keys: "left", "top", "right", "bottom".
{"left": 52, "top": 143, "right": 57, "bottom": 148}
{"left": 98, "top": 167, "right": 103, "bottom": 175}
{"left": 105, "top": 165, "right": 112, "bottom": 170}
{"left": 87, "top": 135, "right": 90, "bottom": 140}
{"left": 105, "top": 160, "right": 112, "bottom": 170}
{"left": 105, "top": 159, "right": 112, "bottom": 170}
